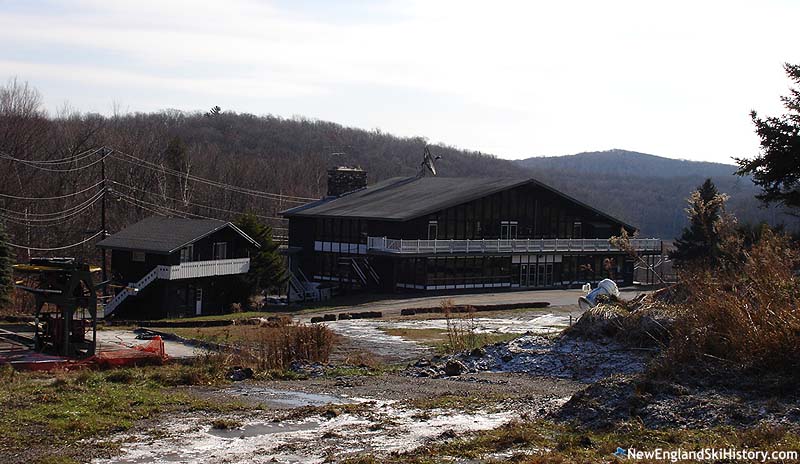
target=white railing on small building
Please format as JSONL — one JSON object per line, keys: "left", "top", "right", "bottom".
{"left": 366, "top": 237, "right": 661, "bottom": 254}
{"left": 103, "top": 258, "right": 251, "bottom": 317}
{"left": 158, "top": 258, "right": 251, "bottom": 280}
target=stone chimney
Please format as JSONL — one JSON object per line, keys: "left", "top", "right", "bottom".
{"left": 327, "top": 167, "right": 367, "bottom": 197}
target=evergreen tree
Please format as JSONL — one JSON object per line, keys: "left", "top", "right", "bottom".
{"left": 670, "top": 179, "right": 729, "bottom": 267}
{"left": 235, "top": 214, "right": 287, "bottom": 294}
{"left": 737, "top": 63, "right": 800, "bottom": 211}
{"left": 0, "top": 224, "right": 14, "bottom": 306}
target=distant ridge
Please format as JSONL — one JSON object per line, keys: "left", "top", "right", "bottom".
{"left": 512, "top": 149, "right": 797, "bottom": 239}
{"left": 516, "top": 149, "right": 737, "bottom": 179}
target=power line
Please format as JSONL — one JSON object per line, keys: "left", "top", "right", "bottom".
{"left": 107, "top": 148, "right": 315, "bottom": 203}
{"left": 0, "top": 147, "right": 102, "bottom": 165}
{"left": 7, "top": 230, "right": 104, "bottom": 251}
{"left": 1, "top": 151, "right": 108, "bottom": 172}
{"left": 0, "top": 190, "right": 104, "bottom": 219}
{"left": 0, "top": 146, "right": 316, "bottom": 203}
{"left": 109, "top": 180, "right": 288, "bottom": 223}
{"left": 116, "top": 193, "right": 287, "bottom": 230}
{"left": 0, "top": 212, "right": 93, "bottom": 227}
{"left": 0, "top": 180, "right": 105, "bottom": 200}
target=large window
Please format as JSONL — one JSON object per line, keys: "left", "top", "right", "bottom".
{"left": 179, "top": 245, "right": 193, "bottom": 263}
{"left": 212, "top": 242, "right": 227, "bottom": 260}
{"left": 500, "top": 221, "right": 518, "bottom": 239}
{"left": 427, "top": 221, "right": 438, "bottom": 240}
{"left": 572, "top": 221, "right": 582, "bottom": 239}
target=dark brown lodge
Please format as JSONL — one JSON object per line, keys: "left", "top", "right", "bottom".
{"left": 282, "top": 169, "right": 662, "bottom": 301}
{"left": 97, "top": 217, "right": 259, "bottom": 319}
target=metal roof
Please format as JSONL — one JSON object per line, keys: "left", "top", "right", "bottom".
{"left": 96, "top": 216, "right": 260, "bottom": 254}
{"left": 281, "top": 176, "right": 636, "bottom": 230}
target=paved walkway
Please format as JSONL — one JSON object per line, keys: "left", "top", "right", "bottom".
{"left": 299, "top": 287, "right": 647, "bottom": 320}
{"left": 95, "top": 330, "right": 204, "bottom": 359}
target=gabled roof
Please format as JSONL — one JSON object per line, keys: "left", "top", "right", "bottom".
{"left": 96, "top": 216, "right": 260, "bottom": 254}
{"left": 281, "top": 176, "right": 636, "bottom": 230}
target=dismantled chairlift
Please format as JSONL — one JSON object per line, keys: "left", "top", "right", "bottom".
{"left": 13, "top": 258, "right": 100, "bottom": 357}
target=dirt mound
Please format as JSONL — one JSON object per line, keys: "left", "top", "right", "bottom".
{"left": 555, "top": 373, "right": 800, "bottom": 430}
{"left": 564, "top": 292, "right": 674, "bottom": 348}
{"left": 407, "top": 333, "right": 655, "bottom": 383}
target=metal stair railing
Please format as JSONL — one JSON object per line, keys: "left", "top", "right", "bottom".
{"left": 103, "top": 265, "right": 163, "bottom": 317}
{"left": 357, "top": 258, "right": 380, "bottom": 285}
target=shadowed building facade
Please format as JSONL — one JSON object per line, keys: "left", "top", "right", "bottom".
{"left": 97, "top": 217, "right": 259, "bottom": 319}
{"left": 282, "top": 169, "right": 662, "bottom": 300}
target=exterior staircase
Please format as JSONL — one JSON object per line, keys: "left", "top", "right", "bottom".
{"left": 103, "top": 266, "right": 161, "bottom": 317}
{"left": 339, "top": 257, "right": 380, "bottom": 287}
{"left": 102, "top": 257, "right": 250, "bottom": 318}
{"left": 288, "top": 268, "right": 322, "bottom": 302}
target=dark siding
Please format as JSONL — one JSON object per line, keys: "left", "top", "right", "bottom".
{"left": 108, "top": 225, "right": 257, "bottom": 319}
{"left": 287, "top": 181, "right": 637, "bottom": 292}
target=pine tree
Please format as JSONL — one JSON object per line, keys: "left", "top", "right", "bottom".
{"left": 670, "top": 179, "right": 729, "bottom": 267}
{"left": 235, "top": 214, "right": 287, "bottom": 294}
{"left": 737, "top": 63, "right": 800, "bottom": 210}
{"left": 0, "top": 224, "right": 14, "bottom": 306}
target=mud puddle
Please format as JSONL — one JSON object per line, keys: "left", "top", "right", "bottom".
{"left": 221, "top": 384, "right": 352, "bottom": 408}
{"left": 328, "top": 312, "right": 571, "bottom": 363}
{"left": 95, "top": 401, "right": 518, "bottom": 464}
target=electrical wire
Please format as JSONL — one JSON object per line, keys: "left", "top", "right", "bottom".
{"left": 0, "top": 180, "right": 105, "bottom": 200}
{"left": 0, "top": 146, "right": 316, "bottom": 204}
{"left": 0, "top": 147, "right": 102, "bottom": 165}
{"left": 0, "top": 190, "right": 104, "bottom": 219}
{"left": 109, "top": 180, "right": 288, "bottom": 223}
{"left": 0, "top": 212, "right": 93, "bottom": 227}
{"left": 107, "top": 148, "right": 315, "bottom": 203}
{"left": 0, "top": 203, "right": 101, "bottom": 226}
{"left": 6, "top": 230, "right": 104, "bottom": 251}
{"left": 116, "top": 194, "right": 287, "bottom": 230}
{"left": 5, "top": 152, "right": 108, "bottom": 172}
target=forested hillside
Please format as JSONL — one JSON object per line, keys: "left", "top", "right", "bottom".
{"left": 0, "top": 81, "right": 522, "bottom": 262}
{"left": 518, "top": 150, "right": 798, "bottom": 239}
{"left": 1, "top": 81, "right": 793, "bottom": 264}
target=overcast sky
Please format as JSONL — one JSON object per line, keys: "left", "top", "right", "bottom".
{"left": 1, "top": 0, "right": 798, "bottom": 163}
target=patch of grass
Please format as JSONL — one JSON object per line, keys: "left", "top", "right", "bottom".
{"left": 278, "top": 402, "right": 373, "bottom": 421}
{"left": 382, "top": 327, "right": 449, "bottom": 344}
{"left": 210, "top": 418, "right": 242, "bottom": 430}
{"left": 157, "top": 311, "right": 278, "bottom": 322}
{"left": 0, "top": 363, "right": 247, "bottom": 462}
{"left": 348, "top": 419, "right": 800, "bottom": 463}
{"left": 380, "top": 327, "right": 518, "bottom": 355}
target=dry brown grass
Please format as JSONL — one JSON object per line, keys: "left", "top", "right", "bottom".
{"left": 664, "top": 228, "right": 800, "bottom": 376}
{"left": 174, "top": 319, "right": 335, "bottom": 371}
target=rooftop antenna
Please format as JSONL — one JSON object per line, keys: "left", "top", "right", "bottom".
{"left": 418, "top": 146, "right": 441, "bottom": 177}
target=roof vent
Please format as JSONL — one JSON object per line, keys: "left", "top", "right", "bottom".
{"left": 327, "top": 167, "right": 367, "bottom": 197}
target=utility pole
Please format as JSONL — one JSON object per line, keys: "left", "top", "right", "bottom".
{"left": 100, "top": 147, "right": 108, "bottom": 286}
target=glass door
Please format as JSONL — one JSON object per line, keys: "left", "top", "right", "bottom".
{"left": 536, "top": 263, "right": 554, "bottom": 287}
{"left": 195, "top": 287, "right": 203, "bottom": 316}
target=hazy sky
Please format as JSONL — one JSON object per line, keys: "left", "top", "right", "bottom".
{"left": 1, "top": 0, "right": 798, "bottom": 163}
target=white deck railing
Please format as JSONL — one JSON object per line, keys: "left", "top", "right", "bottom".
{"left": 103, "top": 258, "right": 250, "bottom": 317}
{"left": 366, "top": 237, "right": 661, "bottom": 254}
{"left": 158, "top": 258, "right": 250, "bottom": 280}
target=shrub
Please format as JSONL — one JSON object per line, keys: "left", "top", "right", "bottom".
{"left": 664, "top": 228, "right": 800, "bottom": 377}
{"left": 442, "top": 299, "right": 480, "bottom": 353}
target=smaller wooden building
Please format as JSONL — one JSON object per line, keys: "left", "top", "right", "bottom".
{"left": 97, "top": 217, "right": 259, "bottom": 319}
